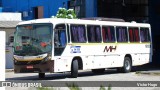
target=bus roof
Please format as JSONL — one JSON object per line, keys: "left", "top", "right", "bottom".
{"left": 81, "top": 17, "right": 125, "bottom": 22}
{"left": 17, "top": 18, "right": 151, "bottom": 28}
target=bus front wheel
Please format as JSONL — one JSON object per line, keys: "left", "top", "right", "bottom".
{"left": 71, "top": 60, "right": 78, "bottom": 78}
{"left": 39, "top": 73, "right": 45, "bottom": 78}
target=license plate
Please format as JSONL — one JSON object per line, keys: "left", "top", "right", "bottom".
{"left": 26, "top": 66, "right": 33, "bottom": 69}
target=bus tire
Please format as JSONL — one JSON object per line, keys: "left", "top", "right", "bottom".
{"left": 122, "top": 57, "right": 132, "bottom": 73}
{"left": 39, "top": 73, "right": 45, "bottom": 78}
{"left": 92, "top": 68, "right": 105, "bottom": 73}
{"left": 71, "top": 60, "right": 78, "bottom": 78}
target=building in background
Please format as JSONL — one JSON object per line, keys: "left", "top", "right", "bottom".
{"left": 0, "top": 0, "right": 153, "bottom": 22}
{"left": 149, "top": 0, "right": 160, "bottom": 65}
{"left": 0, "top": 0, "right": 95, "bottom": 20}
{"left": 1, "top": 0, "right": 68, "bottom": 20}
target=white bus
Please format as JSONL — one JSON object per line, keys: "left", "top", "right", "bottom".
{"left": 13, "top": 18, "right": 152, "bottom": 78}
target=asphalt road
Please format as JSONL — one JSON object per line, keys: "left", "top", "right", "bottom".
{"left": 5, "top": 69, "right": 160, "bottom": 81}
{"left": 5, "top": 68, "right": 160, "bottom": 90}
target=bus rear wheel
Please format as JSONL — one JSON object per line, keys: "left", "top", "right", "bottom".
{"left": 71, "top": 60, "right": 78, "bottom": 78}
{"left": 39, "top": 73, "right": 45, "bottom": 78}
{"left": 122, "top": 57, "right": 132, "bottom": 73}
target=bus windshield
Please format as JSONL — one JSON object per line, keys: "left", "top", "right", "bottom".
{"left": 14, "top": 24, "right": 52, "bottom": 56}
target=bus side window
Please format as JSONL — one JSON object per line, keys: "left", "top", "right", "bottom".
{"left": 87, "top": 25, "right": 101, "bottom": 43}
{"left": 70, "top": 24, "right": 86, "bottom": 43}
{"left": 140, "top": 28, "right": 150, "bottom": 42}
{"left": 128, "top": 27, "right": 140, "bottom": 42}
{"left": 102, "top": 26, "right": 115, "bottom": 43}
{"left": 55, "top": 24, "right": 67, "bottom": 47}
{"left": 116, "top": 26, "right": 128, "bottom": 42}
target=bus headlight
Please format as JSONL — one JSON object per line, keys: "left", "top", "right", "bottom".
{"left": 42, "top": 54, "right": 51, "bottom": 62}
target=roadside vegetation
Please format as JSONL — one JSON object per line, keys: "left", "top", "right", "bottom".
{"left": 52, "top": 7, "right": 77, "bottom": 19}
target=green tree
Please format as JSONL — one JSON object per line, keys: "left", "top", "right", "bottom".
{"left": 52, "top": 8, "right": 77, "bottom": 19}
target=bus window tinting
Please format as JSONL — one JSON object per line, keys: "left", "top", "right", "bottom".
{"left": 116, "top": 27, "right": 128, "bottom": 42}
{"left": 54, "top": 24, "right": 67, "bottom": 47}
{"left": 128, "top": 28, "right": 140, "bottom": 42}
{"left": 70, "top": 25, "right": 86, "bottom": 43}
{"left": 140, "top": 28, "right": 150, "bottom": 42}
{"left": 87, "top": 25, "right": 101, "bottom": 42}
{"left": 102, "top": 26, "right": 115, "bottom": 42}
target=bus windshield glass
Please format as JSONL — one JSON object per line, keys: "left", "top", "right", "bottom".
{"left": 14, "top": 23, "right": 52, "bottom": 56}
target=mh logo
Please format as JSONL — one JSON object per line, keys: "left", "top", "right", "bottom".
{"left": 103, "top": 46, "right": 117, "bottom": 52}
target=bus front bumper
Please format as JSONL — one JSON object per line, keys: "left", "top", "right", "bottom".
{"left": 14, "top": 60, "right": 54, "bottom": 73}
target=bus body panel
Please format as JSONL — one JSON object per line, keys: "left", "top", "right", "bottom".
{"left": 53, "top": 43, "right": 151, "bottom": 72}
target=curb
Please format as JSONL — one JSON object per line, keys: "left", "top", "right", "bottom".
{"left": 136, "top": 71, "right": 160, "bottom": 76}
{"left": 5, "top": 69, "right": 14, "bottom": 72}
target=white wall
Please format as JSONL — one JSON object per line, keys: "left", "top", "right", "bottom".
{"left": 0, "top": 13, "right": 21, "bottom": 21}
{"left": 0, "top": 31, "right": 5, "bottom": 90}
{"left": 0, "top": 28, "right": 15, "bottom": 69}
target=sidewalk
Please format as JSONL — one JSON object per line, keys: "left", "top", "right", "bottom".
{"left": 136, "top": 70, "right": 160, "bottom": 76}
{"left": 5, "top": 69, "right": 14, "bottom": 72}
{"left": 134, "top": 63, "right": 160, "bottom": 76}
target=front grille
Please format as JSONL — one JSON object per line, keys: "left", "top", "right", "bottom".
{"left": 14, "top": 60, "right": 42, "bottom": 65}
